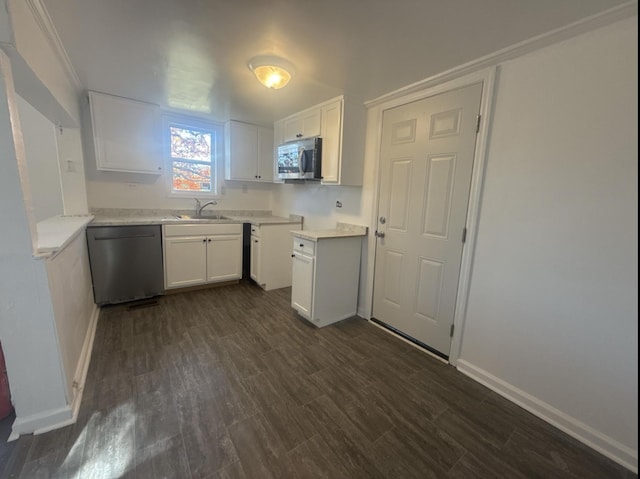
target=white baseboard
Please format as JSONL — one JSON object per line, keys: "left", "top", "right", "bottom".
{"left": 69, "top": 304, "right": 99, "bottom": 419}
{"left": 8, "top": 405, "right": 73, "bottom": 441}
{"left": 456, "top": 359, "right": 638, "bottom": 473}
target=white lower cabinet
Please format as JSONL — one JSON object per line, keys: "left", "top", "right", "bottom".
{"left": 164, "top": 223, "right": 242, "bottom": 289}
{"left": 250, "top": 222, "right": 302, "bottom": 290}
{"left": 290, "top": 235, "right": 362, "bottom": 327}
{"left": 291, "top": 250, "right": 314, "bottom": 316}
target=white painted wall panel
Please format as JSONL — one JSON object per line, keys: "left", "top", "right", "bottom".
{"left": 459, "top": 16, "right": 637, "bottom": 458}
{"left": 17, "top": 94, "right": 64, "bottom": 223}
{"left": 46, "top": 233, "right": 95, "bottom": 403}
{"left": 7, "top": 0, "right": 80, "bottom": 123}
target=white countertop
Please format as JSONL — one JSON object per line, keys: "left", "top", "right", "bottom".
{"left": 89, "top": 214, "right": 301, "bottom": 227}
{"left": 290, "top": 222, "right": 368, "bottom": 241}
{"left": 36, "top": 215, "right": 95, "bottom": 257}
{"left": 88, "top": 209, "right": 303, "bottom": 227}
{"left": 89, "top": 215, "right": 178, "bottom": 226}
{"left": 229, "top": 215, "right": 301, "bottom": 226}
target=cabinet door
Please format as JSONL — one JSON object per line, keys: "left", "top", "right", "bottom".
{"left": 226, "top": 121, "right": 258, "bottom": 181}
{"left": 320, "top": 99, "right": 343, "bottom": 184}
{"left": 89, "top": 91, "right": 162, "bottom": 174}
{"left": 257, "top": 126, "right": 274, "bottom": 182}
{"left": 250, "top": 235, "right": 261, "bottom": 284}
{"left": 272, "top": 120, "right": 285, "bottom": 183}
{"left": 283, "top": 109, "right": 321, "bottom": 141}
{"left": 291, "top": 252, "right": 314, "bottom": 318}
{"left": 164, "top": 236, "right": 208, "bottom": 289}
{"left": 207, "top": 235, "right": 242, "bottom": 282}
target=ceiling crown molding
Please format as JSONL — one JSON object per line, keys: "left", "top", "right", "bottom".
{"left": 365, "top": 0, "right": 638, "bottom": 108}
{"left": 24, "top": 0, "right": 82, "bottom": 90}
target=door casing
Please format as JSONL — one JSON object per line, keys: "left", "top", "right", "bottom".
{"left": 364, "top": 67, "right": 497, "bottom": 366}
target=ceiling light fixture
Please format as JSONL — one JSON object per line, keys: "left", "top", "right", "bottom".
{"left": 248, "top": 55, "right": 295, "bottom": 90}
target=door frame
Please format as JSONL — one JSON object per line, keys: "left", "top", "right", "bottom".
{"left": 364, "top": 66, "right": 497, "bottom": 366}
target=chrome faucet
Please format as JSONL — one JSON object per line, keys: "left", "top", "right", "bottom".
{"left": 197, "top": 200, "right": 218, "bottom": 216}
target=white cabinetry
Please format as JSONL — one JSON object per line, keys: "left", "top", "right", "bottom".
{"left": 88, "top": 91, "right": 162, "bottom": 174}
{"left": 275, "top": 95, "right": 361, "bottom": 185}
{"left": 283, "top": 108, "right": 321, "bottom": 142}
{"left": 273, "top": 119, "right": 285, "bottom": 183}
{"left": 224, "top": 120, "right": 274, "bottom": 182}
{"left": 164, "top": 223, "right": 242, "bottom": 289}
{"left": 291, "top": 235, "right": 362, "bottom": 327}
{"left": 250, "top": 222, "right": 302, "bottom": 291}
{"left": 319, "top": 98, "right": 343, "bottom": 184}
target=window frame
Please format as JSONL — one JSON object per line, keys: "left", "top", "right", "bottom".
{"left": 162, "top": 114, "right": 224, "bottom": 198}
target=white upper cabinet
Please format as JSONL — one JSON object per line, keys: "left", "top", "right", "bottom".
{"left": 283, "top": 108, "right": 321, "bottom": 142}
{"left": 224, "top": 120, "right": 273, "bottom": 182}
{"left": 319, "top": 98, "right": 343, "bottom": 185}
{"left": 276, "top": 95, "right": 361, "bottom": 186}
{"left": 88, "top": 91, "right": 162, "bottom": 174}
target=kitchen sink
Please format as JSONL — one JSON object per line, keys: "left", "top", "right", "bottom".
{"left": 174, "top": 214, "right": 231, "bottom": 221}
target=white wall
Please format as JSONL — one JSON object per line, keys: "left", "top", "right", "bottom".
{"left": 55, "top": 125, "right": 89, "bottom": 215}
{"left": 457, "top": 16, "right": 637, "bottom": 469}
{"left": 17, "top": 94, "right": 64, "bottom": 223}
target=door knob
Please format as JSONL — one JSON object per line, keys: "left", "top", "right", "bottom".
{"left": 379, "top": 216, "right": 386, "bottom": 224}
{"left": 375, "top": 230, "right": 385, "bottom": 238}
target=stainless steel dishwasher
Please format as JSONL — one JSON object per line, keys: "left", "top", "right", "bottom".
{"left": 86, "top": 224, "right": 164, "bottom": 305}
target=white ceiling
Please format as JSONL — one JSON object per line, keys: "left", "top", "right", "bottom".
{"left": 42, "top": 0, "right": 629, "bottom": 125}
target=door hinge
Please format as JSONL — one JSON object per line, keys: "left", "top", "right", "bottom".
{"left": 450, "top": 324, "right": 455, "bottom": 337}
{"left": 476, "top": 114, "right": 481, "bottom": 133}
{"left": 462, "top": 227, "right": 467, "bottom": 244}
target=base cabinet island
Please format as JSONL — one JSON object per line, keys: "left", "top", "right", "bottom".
{"left": 290, "top": 223, "right": 368, "bottom": 327}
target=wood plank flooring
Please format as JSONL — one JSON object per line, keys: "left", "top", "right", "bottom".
{"left": 3, "top": 281, "right": 636, "bottom": 478}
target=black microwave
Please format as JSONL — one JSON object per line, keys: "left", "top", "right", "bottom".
{"left": 277, "top": 137, "right": 322, "bottom": 180}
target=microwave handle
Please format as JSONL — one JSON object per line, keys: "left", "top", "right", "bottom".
{"left": 298, "top": 148, "right": 305, "bottom": 174}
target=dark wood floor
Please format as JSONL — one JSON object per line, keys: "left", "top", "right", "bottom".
{"left": 3, "top": 281, "right": 636, "bottom": 478}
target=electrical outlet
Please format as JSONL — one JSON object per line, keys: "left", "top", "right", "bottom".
{"left": 336, "top": 201, "right": 342, "bottom": 208}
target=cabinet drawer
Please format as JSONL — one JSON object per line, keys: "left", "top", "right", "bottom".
{"left": 164, "top": 223, "right": 241, "bottom": 237}
{"left": 293, "top": 237, "right": 316, "bottom": 256}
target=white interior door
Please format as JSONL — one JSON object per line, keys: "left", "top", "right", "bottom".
{"left": 372, "top": 83, "right": 483, "bottom": 357}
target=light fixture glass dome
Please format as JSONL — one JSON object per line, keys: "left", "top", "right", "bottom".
{"left": 248, "top": 55, "right": 295, "bottom": 90}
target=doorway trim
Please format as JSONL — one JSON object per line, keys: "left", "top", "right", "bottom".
{"left": 364, "top": 66, "right": 497, "bottom": 366}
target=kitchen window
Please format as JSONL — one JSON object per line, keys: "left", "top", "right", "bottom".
{"left": 164, "top": 115, "right": 223, "bottom": 197}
